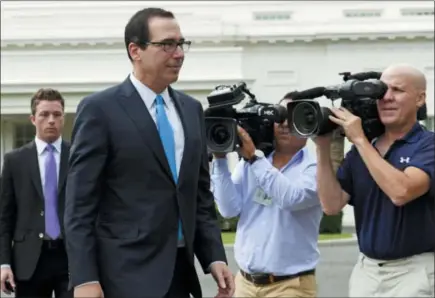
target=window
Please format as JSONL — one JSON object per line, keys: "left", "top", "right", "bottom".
{"left": 343, "top": 9, "right": 383, "bottom": 18}
{"left": 14, "top": 123, "right": 35, "bottom": 149}
{"left": 401, "top": 8, "right": 434, "bottom": 17}
{"left": 253, "top": 12, "right": 292, "bottom": 21}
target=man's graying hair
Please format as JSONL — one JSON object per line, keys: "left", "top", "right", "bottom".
{"left": 124, "top": 7, "right": 175, "bottom": 61}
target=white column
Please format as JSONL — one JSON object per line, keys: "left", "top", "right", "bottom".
{"left": 0, "top": 120, "right": 15, "bottom": 168}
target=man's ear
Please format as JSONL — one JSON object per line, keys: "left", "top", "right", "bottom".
{"left": 128, "top": 42, "right": 143, "bottom": 62}
{"left": 416, "top": 91, "right": 426, "bottom": 108}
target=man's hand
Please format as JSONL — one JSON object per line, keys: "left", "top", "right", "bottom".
{"left": 328, "top": 107, "right": 367, "bottom": 145}
{"left": 1, "top": 267, "right": 15, "bottom": 294}
{"left": 237, "top": 126, "right": 256, "bottom": 159}
{"left": 74, "top": 283, "right": 104, "bottom": 298}
{"left": 210, "top": 262, "right": 235, "bottom": 298}
{"left": 312, "top": 133, "right": 333, "bottom": 148}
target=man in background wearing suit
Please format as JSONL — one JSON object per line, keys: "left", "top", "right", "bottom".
{"left": 64, "top": 7, "right": 234, "bottom": 298}
{"left": 0, "top": 89, "right": 72, "bottom": 298}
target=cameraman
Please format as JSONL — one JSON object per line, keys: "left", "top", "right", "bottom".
{"left": 211, "top": 95, "right": 322, "bottom": 298}
{"left": 314, "top": 64, "right": 434, "bottom": 297}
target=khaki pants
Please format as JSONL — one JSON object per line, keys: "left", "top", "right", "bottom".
{"left": 234, "top": 271, "right": 317, "bottom": 298}
{"left": 349, "top": 252, "right": 434, "bottom": 297}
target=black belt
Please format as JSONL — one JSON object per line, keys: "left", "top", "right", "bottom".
{"left": 240, "top": 268, "right": 315, "bottom": 285}
{"left": 42, "top": 239, "right": 64, "bottom": 250}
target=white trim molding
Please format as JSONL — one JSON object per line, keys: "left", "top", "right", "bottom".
{"left": 1, "top": 78, "right": 255, "bottom": 94}
{"left": 1, "top": 1, "right": 433, "bottom": 48}
{"left": 0, "top": 78, "right": 256, "bottom": 114}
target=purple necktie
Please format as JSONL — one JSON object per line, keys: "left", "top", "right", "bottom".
{"left": 44, "top": 144, "right": 60, "bottom": 239}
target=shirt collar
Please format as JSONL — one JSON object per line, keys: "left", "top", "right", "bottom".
{"left": 34, "top": 136, "right": 62, "bottom": 155}
{"left": 399, "top": 122, "right": 425, "bottom": 143}
{"left": 129, "top": 72, "right": 171, "bottom": 109}
{"left": 371, "top": 122, "right": 424, "bottom": 145}
{"left": 267, "top": 146, "right": 306, "bottom": 168}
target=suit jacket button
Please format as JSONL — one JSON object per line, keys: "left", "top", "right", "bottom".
{"left": 40, "top": 211, "right": 44, "bottom": 216}
{"left": 39, "top": 233, "right": 44, "bottom": 239}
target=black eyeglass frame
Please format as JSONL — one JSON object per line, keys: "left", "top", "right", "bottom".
{"left": 141, "top": 39, "right": 192, "bottom": 53}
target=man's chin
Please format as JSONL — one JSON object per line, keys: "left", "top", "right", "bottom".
{"left": 166, "top": 73, "right": 180, "bottom": 84}
{"left": 380, "top": 116, "right": 396, "bottom": 125}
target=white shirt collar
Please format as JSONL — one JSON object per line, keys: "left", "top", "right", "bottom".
{"left": 129, "top": 73, "right": 171, "bottom": 109}
{"left": 34, "top": 136, "right": 62, "bottom": 155}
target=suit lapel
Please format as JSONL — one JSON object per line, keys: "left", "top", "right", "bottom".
{"left": 57, "top": 141, "right": 69, "bottom": 194}
{"left": 28, "top": 142, "right": 44, "bottom": 200}
{"left": 169, "top": 87, "right": 191, "bottom": 185}
{"left": 116, "top": 78, "right": 173, "bottom": 181}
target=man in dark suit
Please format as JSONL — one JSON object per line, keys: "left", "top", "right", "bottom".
{"left": 64, "top": 7, "right": 234, "bottom": 298}
{"left": 0, "top": 88, "right": 72, "bottom": 298}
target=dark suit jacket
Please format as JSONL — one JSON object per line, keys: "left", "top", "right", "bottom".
{"left": 64, "top": 77, "right": 227, "bottom": 298}
{"left": 0, "top": 140, "right": 70, "bottom": 280}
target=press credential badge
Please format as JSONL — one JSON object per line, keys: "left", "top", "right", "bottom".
{"left": 253, "top": 187, "right": 272, "bottom": 206}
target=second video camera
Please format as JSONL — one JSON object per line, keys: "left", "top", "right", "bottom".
{"left": 204, "top": 82, "right": 287, "bottom": 155}
{"left": 287, "top": 72, "right": 388, "bottom": 141}
{"left": 287, "top": 71, "right": 427, "bottom": 141}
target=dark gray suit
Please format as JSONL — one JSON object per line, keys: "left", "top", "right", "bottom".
{"left": 64, "top": 77, "right": 227, "bottom": 298}
{"left": 0, "top": 141, "right": 71, "bottom": 297}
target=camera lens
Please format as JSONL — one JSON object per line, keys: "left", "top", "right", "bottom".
{"left": 209, "top": 124, "right": 230, "bottom": 146}
{"left": 292, "top": 103, "right": 318, "bottom": 136}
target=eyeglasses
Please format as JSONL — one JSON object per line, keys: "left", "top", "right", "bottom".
{"left": 145, "top": 40, "right": 192, "bottom": 53}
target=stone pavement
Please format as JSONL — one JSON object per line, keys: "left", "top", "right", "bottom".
{"left": 3, "top": 241, "right": 359, "bottom": 298}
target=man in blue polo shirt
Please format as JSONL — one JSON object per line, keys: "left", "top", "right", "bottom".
{"left": 314, "top": 63, "right": 434, "bottom": 297}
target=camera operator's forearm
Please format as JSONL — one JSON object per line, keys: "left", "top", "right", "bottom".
{"left": 211, "top": 158, "right": 243, "bottom": 218}
{"left": 316, "top": 147, "right": 346, "bottom": 215}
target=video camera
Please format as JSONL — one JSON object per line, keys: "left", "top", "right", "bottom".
{"left": 286, "top": 71, "right": 427, "bottom": 141}
{"left": 204, "top": 82, "right": 287, "bottom": 155}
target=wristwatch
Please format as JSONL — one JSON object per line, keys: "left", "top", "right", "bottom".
{"left": 247, "top": 149, "right": 265, "bottom": 165}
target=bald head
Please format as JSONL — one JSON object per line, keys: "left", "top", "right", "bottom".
{"left": 381, "top": 63, "right": 427, "bottom": 91}
{"left": 377, "top": 63, "right": 427, "bottom": 129}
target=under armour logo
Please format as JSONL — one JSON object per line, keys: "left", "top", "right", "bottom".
{"left": 400, "top": 157, "right": 410, "bottom": 164}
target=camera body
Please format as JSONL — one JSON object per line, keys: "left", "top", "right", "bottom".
{"left": 287, "top": 72, "right": 389, "bottom": 141}
{"left": 204, "top": 82, "right": 287, "bottom": 155}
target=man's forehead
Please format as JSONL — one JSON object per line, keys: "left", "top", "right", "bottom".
{"left": 148, "top": 17, "right": 182, "bottom": 40}
{"left": 37, "top": 100, "right": 63, "bottom": 109}
{"left": 381, "top": 72, "right": 411, "bottom": 87}
{"left": 381, "top": 65, "right": 426, "bottom": 90}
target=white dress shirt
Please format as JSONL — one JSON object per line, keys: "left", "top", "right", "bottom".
{"left": 129, "top": 73, "right": 185, "bottom": 177}
{"left": 34, "top": 136, "right": 62, "bottom": 187}
{"left": 35, "top": 136, "right": 63, "bottom": 241}
{"left": 129, "top": 73, "right": 186, "bottom": 248}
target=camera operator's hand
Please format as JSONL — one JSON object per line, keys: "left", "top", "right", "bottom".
{"left": 329, "top": 107, "right": 367, "bottom": 145}
{"left": 237, "top": 126, "right": 256, "bottom": 159}
{"left": 312, "top": 134, "right": 333, "bottom": 148}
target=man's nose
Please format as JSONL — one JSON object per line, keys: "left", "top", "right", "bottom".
{"left": 48, "top": 115, "right": 56, "bottom": 123}
{"left": 173, "top": 46, "right": 185, "bottom": 58}
{"left": 382, "top": 89, "right": 394, "bottom": 101}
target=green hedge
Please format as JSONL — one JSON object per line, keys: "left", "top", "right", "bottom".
{"left": 216, "top": 208, "right": 238, "bottom": 231}
{"left": 319, "top": 211, "right": 343, "bottom": 234}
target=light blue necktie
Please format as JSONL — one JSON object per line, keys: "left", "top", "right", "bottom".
{"left": 155, "top": 95, "right": 183, "bottom": 242}
{"left": 44, "top": 144, "right": 60, "bottom": 239}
